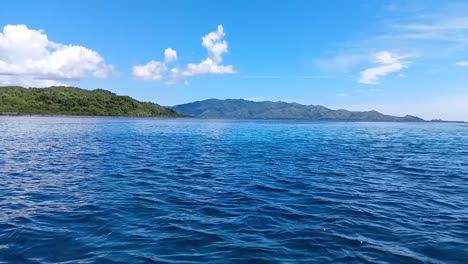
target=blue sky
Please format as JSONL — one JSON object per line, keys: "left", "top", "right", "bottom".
{"left": 1, "top": 0, "right": 468, "bottom": 120}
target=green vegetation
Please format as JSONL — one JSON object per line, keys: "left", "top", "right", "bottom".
{"left": 0, "top": 86, "right": 183, "bottom": 117}
{"left": 173, "top": 99, "right": 425, "bottom": 122}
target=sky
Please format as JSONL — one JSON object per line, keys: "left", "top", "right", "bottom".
{"left": 1, "top": 0, "right": 468, "bottom": 120}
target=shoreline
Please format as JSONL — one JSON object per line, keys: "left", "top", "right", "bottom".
{"left": 0, "top": 114, "right": 465, "bottom": 123}
{"left": 0, "top": 113, "right": 186, "bottom": 119}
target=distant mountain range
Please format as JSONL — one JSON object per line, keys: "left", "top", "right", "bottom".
{"left": 1, "top": 86, "right": 461, "bottom": 122}
{"left": 173, "top": 99, "right": 426, "bottom": 122}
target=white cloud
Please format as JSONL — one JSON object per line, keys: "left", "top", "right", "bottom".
{"left": 315, "top": 54, "right": 367, "bottom": 72}
{"left": 359, "top": 51, "right": 409, "bottom": 84}
{"left": 0, "top": 75, "right": 67, "bottom": 87}
{"left": 245, "top": 97, "right": 266, "bottom": 101}
{"left": 132, "top": 61, "right": 167, "bottom": 80}
{"left": 455, "top": 61, "right": 468, "bottom": 66}
{"left": 133, "top": 49, "right": 178, "bottom": 81}
{"left": 164, "top": 48, "right": 177, "bottom": 62}
{"left": 395, "top": 16, "right": 468, "bottom": 42}
{"left": 134, "top": 25, "right": 235, "bottom": 84}
{"left": 360, "top": 88, "right": 378, "bottom": 93}
{"left": 321, "top": 6, "right": 468, "bottom": 81}
{"left": 183, "top": 58, "right": 235, "bottom": 76}
{"left": 376, "top": 13, "right": 468, "bottom": 59}
{"left": 242, "top": 75, "right": 329, "bottom": 79}
{"left": 0, "top": 24, "right": 113, "bottom": 87}
{"left": 181, "top": 25, "right": 235, "bottom": 77}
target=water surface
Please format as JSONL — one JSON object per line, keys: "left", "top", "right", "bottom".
{"left": 1, "top": 117, "right": 467, "bottom": 263}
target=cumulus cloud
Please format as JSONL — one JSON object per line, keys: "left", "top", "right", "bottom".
{"left": 164, "top": 48, "right": 177, "bottom": 62}
{"left": 359, "top": 51, "right": 409, "bottom": 84}
{"left": 181, "top": 25, "right": 235, "bottom": 77}
{"left": 132, "top": 61, "right": 167, "bottom": 80}
{"left": 455, "top": 61, "right": 468, "bottom": 66}
{"left": 183, "top": 58, "right": 235, "bottom": 76}
{"left": 133, "top": 25, "right": 235, "bottom": 84}
{"left": 132, "top": 48, "right": 177, "bottom": 80}
{"left": 0, "top": 24, "right": 113, "bottom": 87}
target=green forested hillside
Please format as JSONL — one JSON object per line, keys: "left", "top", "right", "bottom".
{"left": 0, "top": 86, "right": 182, "bottom": 117}
{"left": 173, "top": 99, "right": 425, "bottom": 122}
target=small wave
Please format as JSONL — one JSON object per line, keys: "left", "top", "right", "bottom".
{"left": 1, "top": 118, "right": 467, "bottom": 263}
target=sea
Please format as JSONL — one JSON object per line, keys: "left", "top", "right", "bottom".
{"left": 1, "top": 116, "right": 467, "bottom": 263}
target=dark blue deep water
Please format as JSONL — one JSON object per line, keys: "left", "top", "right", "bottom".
{"left": 1, "top": 117, "right": 467, "bottom": 263}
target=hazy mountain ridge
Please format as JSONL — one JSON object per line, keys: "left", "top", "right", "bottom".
{"left": 173, "top": 99, "right": 425, "bottom": 122}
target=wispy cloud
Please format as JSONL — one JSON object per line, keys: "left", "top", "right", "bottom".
{"left": 241, "top": 97, "right": 307, "bottom": 104}
{"left": 386, "top": 16, "right": 468, "bottom": 43}
{"left": 242, "top": 75, "right": 331, "bottom": 79}
{"left": 359, "top": 51, "right": 410, "bottom": 84}
{"left": 244, "top": 97, "right": 267, "bottom": 101}
{"left": 355, "top": 88, "right": 379, "bottom": 93}
{"left": 377, "top": 8, "right": 468, "bottom": 58}
{"left": 456, "top": 61, "right": 468, "bottom": 66}
{"left": 315, "top": 54, "right": 367, "bottom": 72}
{"left": 318, "top": 3, "right": 468, "bottom": 84}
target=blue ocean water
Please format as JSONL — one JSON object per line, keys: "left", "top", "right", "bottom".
{"left": 0, "top": 117, "right": 467, "bottom": 263}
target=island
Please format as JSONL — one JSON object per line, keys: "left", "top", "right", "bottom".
{"left": 2, "top": 86, "right": 460, "bottom": 122}
{"left": 0, "top": 86, "right": 182, "bottom": 117}
{"left": 172, "top": 99, "right": 425, "bottom": 122}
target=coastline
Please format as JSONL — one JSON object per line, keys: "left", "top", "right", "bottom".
{"left": 0, "top": 113, "right": 187, "bottom": 119}
{"left": 0, "top": 113, "right": 465, "bottom": 123}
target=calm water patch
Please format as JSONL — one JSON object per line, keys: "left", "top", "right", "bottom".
{"left": 1, "top": 117, "right": 467, "bottom": 263}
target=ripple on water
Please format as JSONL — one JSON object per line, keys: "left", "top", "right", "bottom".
{"left": 1, "top": 117, "right": 468, "bottom": 263}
